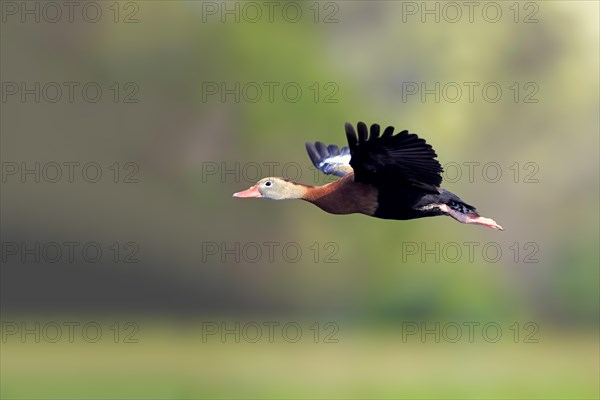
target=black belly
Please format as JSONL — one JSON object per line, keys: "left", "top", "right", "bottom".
{"left": 373, "top": 186, "right": 444, "bottom": 220}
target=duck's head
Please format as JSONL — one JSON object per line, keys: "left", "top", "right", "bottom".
{"left": 233, "top": 177, "right": 306, "bottom": 200}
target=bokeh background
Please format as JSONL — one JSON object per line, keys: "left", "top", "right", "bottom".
{"left": 1, "top": 1, "right": 598, "bottom": 399}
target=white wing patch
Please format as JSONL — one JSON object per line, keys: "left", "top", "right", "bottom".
{"left": 305, "top": 142, "right": 353, "bottom": 177}
{"left": 318, "top": 153, "right": 351, "bottom": 175}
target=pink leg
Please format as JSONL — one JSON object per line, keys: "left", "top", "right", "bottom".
{"left": 438, "top": 204, "right": 504, "bottom": 231}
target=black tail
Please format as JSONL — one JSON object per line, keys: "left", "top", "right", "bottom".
{"left": 433, "top": 189, "right": 504, "bottom": 230}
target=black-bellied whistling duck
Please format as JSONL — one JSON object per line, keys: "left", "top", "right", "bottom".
{"left": 234, "top": 122, "right": 503, "bottom": 230}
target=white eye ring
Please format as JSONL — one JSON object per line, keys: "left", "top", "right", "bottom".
{"left": 265, "top": 181, "right": 272, "bottom": 187}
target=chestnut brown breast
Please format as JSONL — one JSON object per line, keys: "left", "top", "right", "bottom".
{"left": 302, "top": 174, "right": 378, "bottom": 216}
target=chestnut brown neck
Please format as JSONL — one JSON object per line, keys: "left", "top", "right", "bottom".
{"left": 300, "top": 175, "right": 378, "bottom": 216}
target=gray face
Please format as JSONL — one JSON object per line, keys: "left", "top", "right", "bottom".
{"left": 254, "top": 177, "right": 305, "bottom": 200}
{"left": 256, "top": 177, "right": 283, "bottom": 200}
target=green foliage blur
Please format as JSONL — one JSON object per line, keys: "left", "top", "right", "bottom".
{"left": 1, "top": 1, "right": 598, "bottom": 398}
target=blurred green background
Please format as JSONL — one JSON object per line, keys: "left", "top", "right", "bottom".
{"left": 1, "top": 1, "right": 598, "bottom": 399}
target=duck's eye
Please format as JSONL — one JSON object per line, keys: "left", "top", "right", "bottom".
{"left": 265, "top": 181, "right": 272, "bottom": 187}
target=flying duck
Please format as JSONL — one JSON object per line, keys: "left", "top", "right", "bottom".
{"left": 233, "top": 122, "right": 503, "bottom": 230}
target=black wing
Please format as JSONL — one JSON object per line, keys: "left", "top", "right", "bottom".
{"left": 345, "top": 122, "right": 443, "bottom": 191}
{"left": 305, "top": 141, "right": 353, "bottom": 177}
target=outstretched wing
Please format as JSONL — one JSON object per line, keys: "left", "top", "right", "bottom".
{"left": 305, "top": 141, "right": 353, "bottom": 177}
{"left": 345, "top": 122, "right": 442, "bottom": 191}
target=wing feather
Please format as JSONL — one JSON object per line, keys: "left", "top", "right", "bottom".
{"left": 345, "top": 122, "right": 443, "bottom": 191}
{"left": 305, "top": 141, "right": 353, "bottom": 177}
